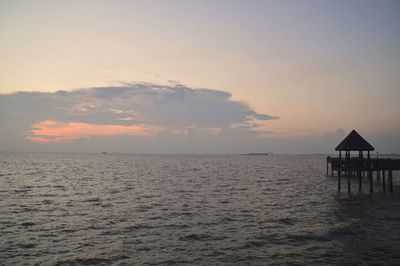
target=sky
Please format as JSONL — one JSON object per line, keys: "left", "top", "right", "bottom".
{"left": 0, "top": 0, "right": 399, "bottom": 154}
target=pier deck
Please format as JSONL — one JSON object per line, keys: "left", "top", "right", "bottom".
{"left": 327, "top": 157, "right": 400, "bottom": 193}
{"left": 328, "top": 157, "right": 400, "bottom": 172}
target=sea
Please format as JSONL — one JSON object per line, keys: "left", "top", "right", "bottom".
{"left": 1, "top": 152, "right": 400, "bottom": 265}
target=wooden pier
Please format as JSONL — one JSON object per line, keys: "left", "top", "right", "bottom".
{"left": 326, "top": 130, "right": 400, "bottom": 193}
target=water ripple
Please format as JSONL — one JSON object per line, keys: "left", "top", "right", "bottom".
{"left": 1, "top": 152, "right": 400, "bottom": 265}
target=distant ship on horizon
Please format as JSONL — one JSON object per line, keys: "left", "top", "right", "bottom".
{"left": 241, "top": 152, "right": 273, "bottom": 156}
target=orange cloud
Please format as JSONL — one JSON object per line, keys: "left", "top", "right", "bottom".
{"left": 28, "top": 120, "right": 157, "bottom": 143}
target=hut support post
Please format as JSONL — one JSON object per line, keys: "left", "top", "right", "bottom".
{"left": 389, "top": 170, "right": 393, "bottom": 193}
{"left": 368, "top": 151, "right": 373, "bottom": 194}
{"left": 347, "top": 151, "right": 351, "bottom": 193}
{"left": 338, "top": 169, "right": 341, "bottom": 192}
{"left": 358, "top": 150, "right": 362, "bottom": 192}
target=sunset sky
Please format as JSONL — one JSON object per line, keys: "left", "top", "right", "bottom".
{"left": 1, "top": 0, "right": 399, "bottom": 153}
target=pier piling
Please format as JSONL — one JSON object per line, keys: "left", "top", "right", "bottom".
{"left": 348, "top": 175, "right": 351, "bottom": 193}
{"left": 382, "top": 170, "right": 386, "bottom": 191}
{"left": 369, "top": 171, "right": 373, "bottom": 194}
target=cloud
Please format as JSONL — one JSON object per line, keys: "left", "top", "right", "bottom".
{"left": 0, "top": 83, "right": 278, "bottom": 149}
{"left": 28, "top": 120, "right": 157, "bottom": 143}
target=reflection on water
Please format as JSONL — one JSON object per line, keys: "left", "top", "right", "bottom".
{"left": 0, "top": 152, "right": 399, "bottom": 265}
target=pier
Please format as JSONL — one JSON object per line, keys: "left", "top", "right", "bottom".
{"left": 326, "top": 130, "right": 400, "bottom": 193}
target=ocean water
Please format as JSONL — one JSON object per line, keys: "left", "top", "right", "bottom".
{"left": 1, "top": 152, "right": 400, "bottom": 265}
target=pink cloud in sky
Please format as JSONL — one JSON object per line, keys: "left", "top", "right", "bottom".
{"left": 28, "top": 120, "right": 157, "bottom": 143}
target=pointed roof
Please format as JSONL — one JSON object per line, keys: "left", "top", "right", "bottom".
{"left": 335, "top": 130, "right": 374, "bottom": 151}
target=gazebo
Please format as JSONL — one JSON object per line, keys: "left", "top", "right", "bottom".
{"left": 334, "top": 130, "right": 375, "bottom": 192}
{"left": 335, "top": 129, "right": 374, "bottom": 162}
{"left": 327, "top": 130, "right": 377, "bottom": 193}
{"left": 328, "top": 130, "right": 400, "bottom": 194}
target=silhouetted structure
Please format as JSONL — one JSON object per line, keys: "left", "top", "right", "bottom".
{"left": 327, "top": 130, "right": 400, "bottom": 193}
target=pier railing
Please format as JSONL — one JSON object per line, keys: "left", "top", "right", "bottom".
{"left": 328, "top": 157, "right": 400, "bottom": 171}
